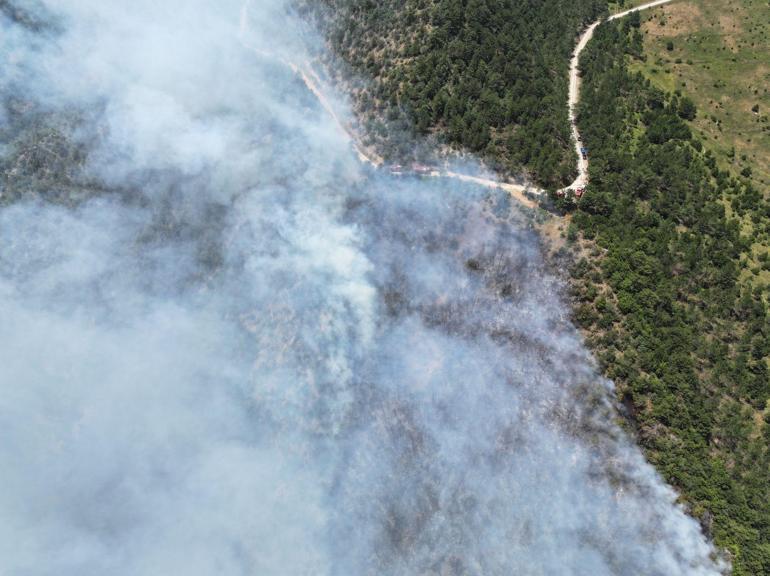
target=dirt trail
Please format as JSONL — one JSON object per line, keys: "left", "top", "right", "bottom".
{"left": 237, "top": 0, "right": 539, "bottom": 207}
{"left": 238, "top": 2, "right": 382, "bottom": 167}
{"left": 566, "top": 0, "right": 675, "bottom": 191}
{"left": 239, "top": 0, "right": 673, "bottom": 207}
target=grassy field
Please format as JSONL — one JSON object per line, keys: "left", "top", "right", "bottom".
{"left": 629, "top": 0, "right": 770, "bottom": 286}
{"left": 630, "top": 0, "right": 770, "bottom": 185}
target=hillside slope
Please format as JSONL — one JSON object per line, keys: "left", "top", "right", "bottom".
{"left": 301, "top": 0, "right": 606, "bottom": 188}
{"left": 571, "top": 17, "right": 769, "bottom": 574}
{"left": 629, "top": 0, "right": 770, "bottom": 288}
{"left": 309, "top": 1, "right": 770, "bottom": 572}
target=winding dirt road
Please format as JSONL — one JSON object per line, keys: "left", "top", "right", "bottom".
{"left": 240, "top": 0, "right": 674, "bottom": 207}
{"left": 238, "top": 0, "right": 539, "bottom": 208}
{"left": 567, "top": 0, "right": 675, "bottom": 192}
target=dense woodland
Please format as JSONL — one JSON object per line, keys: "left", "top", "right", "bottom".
{"left": 570, "top": 17, "right": 769, "bottom": 574}
{"left": 302, "top": 0, "right": 606, "bottom": 187}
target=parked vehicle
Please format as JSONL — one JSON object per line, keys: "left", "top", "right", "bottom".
{"left": 411, "top": 162, "right": 433, "bottom": 175}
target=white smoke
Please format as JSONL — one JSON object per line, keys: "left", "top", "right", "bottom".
{"left": 0, "top": 1, "right": 727, "bottom": 574}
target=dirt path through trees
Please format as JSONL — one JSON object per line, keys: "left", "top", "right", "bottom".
{"left": 239, "top": 0, "right": 675, "bottom": 207}
{"left": 566, "top": 0, "right": 675, "bottom": 192}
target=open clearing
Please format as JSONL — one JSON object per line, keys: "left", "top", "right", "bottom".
{"left": 629, "top": 0, "right": 770, "bottom": 286}
{"left": 630, "top": 0, "right": 770, "bottom": 189}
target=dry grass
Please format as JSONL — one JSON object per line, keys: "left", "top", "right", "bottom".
{"left": 631, "top": 0, "right": 770, "bottom": 189}
{"left": 627, "top": 0, "right": 770, "bottom": 292}
{"left": 644, "top": 2, "right": 703, "bottom": 36}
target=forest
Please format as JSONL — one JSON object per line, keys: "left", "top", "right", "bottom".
{"left": 308, "top": 1, "right": 770, "bottom": 572}
{"left": 302, "top": 0, "right": 606, "bottom": 187}
{"left": 570, "top": 17, "right": 769, "bottom": 574}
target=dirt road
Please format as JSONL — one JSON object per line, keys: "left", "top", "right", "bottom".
{"left": 238, "top": 0, "right": 538, "bottom": 207}
{"left": 240, "top": 0, "right": 674, "bottom": 206}
{"left": 566, "top": 0, "right": 675, "bottom": 192}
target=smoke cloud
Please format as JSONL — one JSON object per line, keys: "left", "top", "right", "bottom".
{"left": 0, "top": 1, "right": 726, "bottom": 574}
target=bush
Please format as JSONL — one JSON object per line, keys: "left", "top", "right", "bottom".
{"left": 678, "top": 96, "right": 697, "bottom": 121}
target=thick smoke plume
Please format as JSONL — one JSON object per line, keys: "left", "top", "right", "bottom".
{"left": 0, "top": 1, "right": 726, "bottom": 574}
